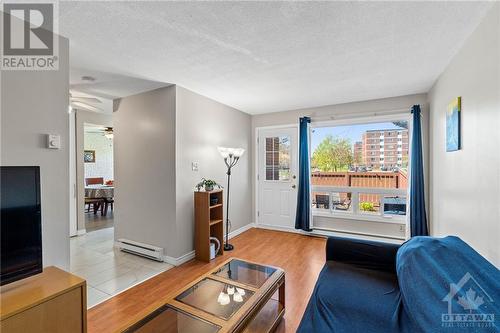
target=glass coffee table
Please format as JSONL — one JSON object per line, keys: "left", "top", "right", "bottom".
{"left": 123, "top": 258, "right": 285, "bottom": 333}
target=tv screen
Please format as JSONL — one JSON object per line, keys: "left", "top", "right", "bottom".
{"left": 1, "top": 166, "right": 42, "bottom": 286}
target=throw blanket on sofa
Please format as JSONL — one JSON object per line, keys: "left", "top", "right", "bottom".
{"left": 298, "top": 236, "right": 499, "bottom": 333}
{"left": 397, "top": 236, "right": 500, "bottom": 333}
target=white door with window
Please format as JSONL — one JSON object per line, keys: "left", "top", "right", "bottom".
{"left": 257, "top": 127, "right": 298, "bottom": 228}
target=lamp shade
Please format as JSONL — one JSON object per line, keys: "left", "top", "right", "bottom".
{"left": 233, "top": 148, "right": 245, "bottom": 158}
{"left": 217, "top": 147, "right": 230, "bottom": 158}
{"left": 217, "top": 146, "right": 245, "bottom": 158}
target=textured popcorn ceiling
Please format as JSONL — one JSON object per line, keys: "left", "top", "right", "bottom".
{"left": 59, "top": 1, "right": 493, "bottom": 114}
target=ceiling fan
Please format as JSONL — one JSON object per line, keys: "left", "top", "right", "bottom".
{"left": 84, "top": 125, "right": 113, "bottom": 139}
{"left": 69, "top": 91, "right": 103, "bottom": 112}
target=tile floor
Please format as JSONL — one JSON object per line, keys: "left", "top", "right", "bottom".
{"left": 70, "top": 227, "right": 173, "bottom": 308}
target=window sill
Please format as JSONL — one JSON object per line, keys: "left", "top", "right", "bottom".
{"left": 312, "top": 210, "right": 406, "bottom": 225}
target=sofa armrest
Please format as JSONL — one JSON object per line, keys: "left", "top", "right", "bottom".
{"left": 326, "top": 236, "right": 400, "bottom": 273}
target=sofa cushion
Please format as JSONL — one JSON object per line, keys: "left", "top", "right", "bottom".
{"left": 297, "top": 261, "right": 403, "bottom": 333}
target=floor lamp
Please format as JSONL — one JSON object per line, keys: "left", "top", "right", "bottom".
{"left": 217, "top": 147, "right": 245, "bottom": 251}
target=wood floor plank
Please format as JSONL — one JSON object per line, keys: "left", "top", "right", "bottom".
{"left": 87, "top": 228, "right": 326, "bottom": 333}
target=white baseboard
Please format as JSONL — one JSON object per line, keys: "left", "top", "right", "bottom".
{"left": 255, "top": 223, "right": 309, "bottom": 235}
{"left": 76, "top": 229, "right": 86, "bottom": 236}
{"left": 228, "top": 222, "right": 256, "bottom": 239}
{"left": 112, "top": 223, "right": 257, "bottom": 267}
{"left": 255, "top": 223, "right": 403, "bottom": 244}
{"left": 163, "top": 251, "right": 195, "bottom": 266}
{"left": 163, "top": 222, "right": 256, "bottom": 266}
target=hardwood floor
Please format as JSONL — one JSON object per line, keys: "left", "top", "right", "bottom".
{"left": 85, "top": 210, "right": 114, "bottom": 232}
{"left": 87, "top": 228, "right": 327, "bottom": 333}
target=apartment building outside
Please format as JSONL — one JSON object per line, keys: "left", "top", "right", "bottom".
{"left": 353, "top": 141, "right": 363, "bottom": 165}
{"left": 356, "top": 129, "right": 409, "bottom": 170}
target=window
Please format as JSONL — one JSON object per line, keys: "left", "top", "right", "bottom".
{"left": 310, "top": 119, "right": 409, "bottom": 223}
{"left": 265, "top": 136, "right": 290, "bottom": 181}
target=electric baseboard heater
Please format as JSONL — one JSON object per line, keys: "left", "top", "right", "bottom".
{"left": 117, "top": 238, "right": 164, "bottom": 262}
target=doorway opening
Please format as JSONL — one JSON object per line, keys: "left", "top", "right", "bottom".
{"left": 83, "top": 123, "right": 115, "bottom": 232}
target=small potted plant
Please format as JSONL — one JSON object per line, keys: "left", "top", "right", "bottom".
{"left": 195, "top": 178, "right": 222, "bottom": 192}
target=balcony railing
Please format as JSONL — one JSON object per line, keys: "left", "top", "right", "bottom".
{"left": 311, "top": 185, "right": 407, "bottom": 223}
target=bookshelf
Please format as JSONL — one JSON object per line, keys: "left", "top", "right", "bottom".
{"left": 194, "top": 190, "right": 224, "bottom": 262}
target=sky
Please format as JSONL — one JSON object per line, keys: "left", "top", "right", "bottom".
{"left": 311, "top": 122, "right": 407, "bottom": 152}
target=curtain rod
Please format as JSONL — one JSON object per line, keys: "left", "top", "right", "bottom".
{"left": 309, "top": 107, "right": 411, "bottom": 122}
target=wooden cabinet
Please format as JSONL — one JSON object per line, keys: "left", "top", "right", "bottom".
{"left": 0, "top": 266, "right": 87, "bottom": 333}
{"left": 194, "top": 190, "right": 224, "bottom": 262}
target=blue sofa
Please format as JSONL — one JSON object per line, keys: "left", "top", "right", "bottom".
{"left": 297, "top": 236, "right": 500, "bottom": 333}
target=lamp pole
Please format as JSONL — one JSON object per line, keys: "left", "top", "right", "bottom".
{"left": 223, "top": 153, "right": 239, "bottom": 251}
{"left": 218, "top": 147, "right": 244, "bottom": 251}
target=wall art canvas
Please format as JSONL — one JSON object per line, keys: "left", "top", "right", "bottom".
{"left": 446, "top": 97, "right": 461, "bottom": 152}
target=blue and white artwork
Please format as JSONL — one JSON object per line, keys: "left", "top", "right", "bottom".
{"left": 446, "top": 97, "right": 461, "bottom": 152}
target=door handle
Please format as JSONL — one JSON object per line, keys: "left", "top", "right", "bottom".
{"left": 292, "top": 185, "right": 296, "bottom": 189}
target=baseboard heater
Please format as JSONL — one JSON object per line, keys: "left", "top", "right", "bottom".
{"left": 117, "top": 238, "right": 164, "bottom": 262}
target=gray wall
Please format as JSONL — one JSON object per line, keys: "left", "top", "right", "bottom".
{"left": 113, "top": 85, "right": 252, "bottom": 259}
{"left": 251, "top": 93, "right": 429, "bottom": 230}
{"left": 175, "top": 86, "right": 252, "bottom": 258}
{"left": 1, "top": 37, "right": 70, "bottom": 270}
{"left": 428, "top": 4, "right": 500, "bottom": 266}
{"left": 113, "top": 86, "right": 177, "bottom": 253}
{"left": 75, "top": 110, "right": 113, "bottom": 231}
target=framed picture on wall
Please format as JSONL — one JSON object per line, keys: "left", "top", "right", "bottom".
{"left": 84, "top": 150, "right": 96, "bottom": 163}
{"left": 446, "top": 97, "right": 461, "bottom": 152}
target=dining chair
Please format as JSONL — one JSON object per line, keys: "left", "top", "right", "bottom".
{"left": 85, "top": 197, "right": 104, "bottom": 215}
{"left": 85, "top": 177, "right": 104, "bottom": 186}
{"left": 103, "top": 198, "right": 114, "bottom": 216}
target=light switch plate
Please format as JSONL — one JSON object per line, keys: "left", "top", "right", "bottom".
{"left": 191, "top": 162, "right": 199, "bottom": 171}
{"left": 47, "top": 134, "right": 61, "bottom": 149}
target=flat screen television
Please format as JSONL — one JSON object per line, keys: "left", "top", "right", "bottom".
{"left": 1, "top": 166, "right": 42, "bottom": 286}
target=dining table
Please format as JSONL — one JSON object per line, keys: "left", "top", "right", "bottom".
{"left": 85, "top": 185, "right": 114, "bottom": 215}
{"left": 84, "top": 184, "right": 114, "bottom": 199}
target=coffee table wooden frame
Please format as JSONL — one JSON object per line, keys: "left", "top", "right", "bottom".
{"left": 119, "top": 258, "right": 285, "bottom": 333}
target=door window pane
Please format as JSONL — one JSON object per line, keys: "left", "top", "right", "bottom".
{"left": 265, "top": 136, "right": 290, "bottom": 181}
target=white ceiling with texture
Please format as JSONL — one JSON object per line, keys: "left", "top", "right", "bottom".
{"left": 70, "top": 68, "right": 170, "bottom": 100}
{"left": 59, "top": 1, "right": 493, "bottom": 114}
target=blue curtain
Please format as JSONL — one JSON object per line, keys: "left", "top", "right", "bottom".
{"left": 295, "top": 117, "right": 312, "bottom": 231}
{"left": 410, "top": 105, "right": 429, "bottom": 236}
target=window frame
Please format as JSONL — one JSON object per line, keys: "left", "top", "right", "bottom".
{"left": 310, "top": 113, "right": 412, "bottom": 225}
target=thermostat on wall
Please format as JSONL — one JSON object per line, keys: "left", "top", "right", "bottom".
{"left": 47, "top": 134, "right": 61, "bottom": 149}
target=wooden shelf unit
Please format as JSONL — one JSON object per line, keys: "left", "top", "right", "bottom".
{"left": 194, "top": 190, "right": 224, "bottom": 262}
